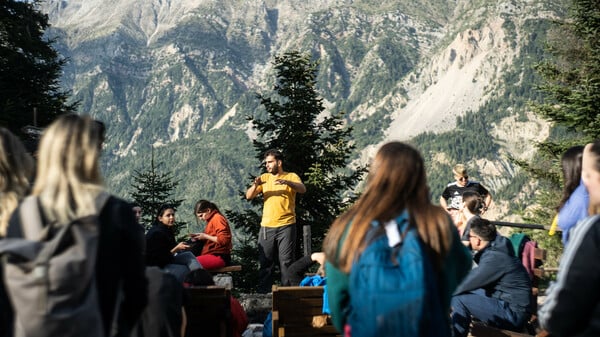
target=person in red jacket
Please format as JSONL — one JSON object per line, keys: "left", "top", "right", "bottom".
{"left": 189, "top": 200, "right": 233, "bottom": 270}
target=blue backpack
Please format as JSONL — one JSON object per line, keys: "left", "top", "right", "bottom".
{"left": 347, "top": 210, "right": 450, "bottom": 337}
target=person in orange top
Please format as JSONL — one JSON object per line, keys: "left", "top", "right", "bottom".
{"left": 189, "top": 200, "right": 233, "bottom": 270}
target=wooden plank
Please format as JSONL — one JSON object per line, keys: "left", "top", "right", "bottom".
{"left": 471, "top": 322, "right": 532, "bottom": 337}
{"left": 185, "top": 286, "right": 231, "bottom": 337}
{"left": 272, "top": 286, "right": 341, "bottom": 337}
{"left": 533, "top": 248, "right": 546, "bottom": 260}
{"left": 211, "top": 265, "right": 242, "bottom": 273}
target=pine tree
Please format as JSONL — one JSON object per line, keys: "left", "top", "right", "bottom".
{"left": 519, "top": 0, "right": 600, "bottom": 265}
{"left": 130, "top": 148, "right": 185, "bottom": 235}
{"left": 227, "top": 51, "right": 365, "bottom": 291}
{"left": 250, "top": 50, "right": 364, "bottom": 249}
{"left": 0, "top": 0, "right": 76, "bottom": 141}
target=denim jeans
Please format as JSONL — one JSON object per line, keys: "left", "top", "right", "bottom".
{"left": 451, "top": 289, "right": 528, "bottom": 337}
{"left": 164, "top": 251, "right": 202, "bottom": 283}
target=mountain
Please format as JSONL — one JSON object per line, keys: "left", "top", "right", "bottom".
{"left": 39, "top": 0, "right": 566, "bottom": 225}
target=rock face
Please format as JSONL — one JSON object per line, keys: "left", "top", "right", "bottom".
{"left": 238, "top": 293, "right": 272, "bottom": 324}
{"left": 37, "top": 0, "right": 565, "bottom": 219}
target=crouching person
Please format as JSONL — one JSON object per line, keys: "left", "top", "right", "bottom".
{"left": 451, "top": 217, "right": 532, "bottom": 336}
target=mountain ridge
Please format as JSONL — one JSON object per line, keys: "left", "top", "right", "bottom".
{"left": 39, "top": 0, "right": 564, "bottom": 223}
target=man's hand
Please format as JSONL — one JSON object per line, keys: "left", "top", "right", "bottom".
{"left": 274, "top": 179, "right": 288, "bottom": 185}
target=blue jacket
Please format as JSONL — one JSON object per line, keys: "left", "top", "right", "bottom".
{"left": 558, "top": 180, "right": 589, "bottom": 245}
{"left": 454, "top": 235, "right": 532, "bottom": 314}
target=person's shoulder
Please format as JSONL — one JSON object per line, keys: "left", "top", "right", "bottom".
{"left": 284, "top": 171, "right": 301, "bottom": 180}
{"left": 446, "top": 181, "right": 458, "bottom": 188}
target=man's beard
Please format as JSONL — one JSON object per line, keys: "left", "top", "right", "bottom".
{"left": 270, "top": 166, "right": 279, "bottom": 175}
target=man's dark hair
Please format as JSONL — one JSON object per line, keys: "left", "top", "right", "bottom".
{"left": 264, "top": 149, "right": 283, "bottom": 161}
{"left": 470, "top": 217, "right": 497, "bottom": 242}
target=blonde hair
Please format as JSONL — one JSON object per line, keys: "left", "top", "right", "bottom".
{"left": 0, "top": 128, "right": 35, "bottom": 236}
{"left": 32, "top": 114, "right": 106, "bottom": 224}
{"left": 323, "top": 141, "right": 453, "bottom": 273}
{"left": 453, "top": 164, "right": 467, "bottom": 176}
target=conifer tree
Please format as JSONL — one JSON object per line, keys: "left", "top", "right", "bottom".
{"left": 0, "top": 0, "right": 76, "bottom": 140}
{"left": 519, "top": 0, "right": 600, "bottom": 263}
{"left": 230, "top": 50, "right": 364, "bottom": 250}
{"left": 227, "top": 51, "right": 365, "bottom": 291}
{"left": 130, "top": 148, "right": 185, "bottom": 234}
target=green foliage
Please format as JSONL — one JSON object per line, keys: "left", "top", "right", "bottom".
{"left": 520, "top": 0, "right": 600, "bottom": 265}
{"left": 249, "top": 50, "right": 366, "bottom": 247}
{"left": 228, "top": 51, "right": 366, "bottom": 292}
{"left": 531, "top": 0, "right": 600, "bottom": 145}
{"left": 0, "top": 0, "right": 76, "bottom": 141}
{"left": 225, "top": 209, "right": 262, "bottom": 290}
{"left": 129, "top": 147, "right": 186, "bottom": 237}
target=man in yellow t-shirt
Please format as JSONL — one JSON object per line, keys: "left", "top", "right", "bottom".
{"left": 246, "top": 149, "right": 306, "bottom": 293}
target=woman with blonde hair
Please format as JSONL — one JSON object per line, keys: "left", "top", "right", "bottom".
{"left": 4, "top": 115, "right": 147, "bottom": 337}
{"left": 323, "top": 141, "right": 471, "bottom": 336}
{"left": 0, "top": 128, "right": 35, "bottom": 236}
{"left": 0, "top": 128, "right": 35, "bottom": 337}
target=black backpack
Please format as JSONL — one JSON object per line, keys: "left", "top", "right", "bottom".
{"left": 0, "top": 193, "right": 109, "bottom": 337}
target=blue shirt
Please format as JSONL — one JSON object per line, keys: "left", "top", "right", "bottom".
{"left": 558, "top": 180, "right": 589, "bottom": 245}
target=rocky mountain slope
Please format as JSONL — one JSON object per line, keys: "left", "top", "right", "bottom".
{"left": 39, "top": 0, "right": 564, "bottom": 223}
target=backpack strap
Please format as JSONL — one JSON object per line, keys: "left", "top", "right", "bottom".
{"left": 95, "top": 191, "right": 111, "bottom": 213}
{"left": 18, "top": 196, "right": 44, "bottom": 240}
{"left": 18, "top": 192, "right": 110, "bottom": 241}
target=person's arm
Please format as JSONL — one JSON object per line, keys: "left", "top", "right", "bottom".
{"left": 192, "top": 214, "right": 231, "bottom": 247}
{"left": 147, "top": 229, "right": 175, "bottom": 267}
{"left": 453, "top": 249, "right": 501, "bottom": 295}
{"left": 482, "top": 193, "right": 492, "bottom": 213}
{"left": 558, "top": 182, "right": 589, "bottom": 243}
{"left": 325, "top": 261, "right": 350, "bottom": 333}
{"left": 539, "top": 218, "right": 600, "bottom": 336}
{"left": 245, "top": 176, "right": 263, "bottom": 199}
{"left": 439, "top": 196, "right": 449, "bottom": 210}
{"left": 115, "top": 200, "right": 148, "bottom": 337}
{"left": 441, "top": 227, "right": 473, "bottom": 309}
{"left": 275, "top": 178, "right": 306, "bottom": 193}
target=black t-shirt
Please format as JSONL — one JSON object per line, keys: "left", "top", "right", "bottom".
{"left": 441, "top": 181, "right": 489, "bottom": 210}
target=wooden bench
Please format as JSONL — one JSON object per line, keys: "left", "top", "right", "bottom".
{"left": 271, "top": 285, "right": 341, "bottom": 337}
{"left": 185, "top": 286, "right": 232, "bottom": 337}
{"left": 210, "top": 265, "right": 242, "bottom": 273}
{"left": 470, "top": 247, "right": 547, "bottom": 336}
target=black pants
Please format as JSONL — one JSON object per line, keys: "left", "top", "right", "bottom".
{"left": 257, "top": 224, "right": 296, "bottom": 293}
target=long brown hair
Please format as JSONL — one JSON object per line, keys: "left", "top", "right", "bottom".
{"left": 323, "top": 141, "right": 453, "bottom": 273}
{"left": 558, "top": 145, "right": 584, "bottom": 211}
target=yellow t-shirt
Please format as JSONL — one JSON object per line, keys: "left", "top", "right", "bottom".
{"left": 258, "top": 172, "right": 302, "bottom": 228}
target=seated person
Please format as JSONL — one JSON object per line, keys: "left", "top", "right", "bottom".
{"left": 458, "top": 191, "right": 484, "bottom": 247}
{"left": 146, "top": 204, "right": 202, "bottom": 282}
{"left": 287, "top": 252, "right": 325, "bottom": 286}
{"left": 451, "top": 218, "right": 532, "bottom": 337}
{"left": 189, "top": 200, "right": 232, "bottom": 270}
{"left": 131, "top": 267, "right": 187, "bottom": 337}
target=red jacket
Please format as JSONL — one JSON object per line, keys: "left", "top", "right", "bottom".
{"left": 201, "top": 211, "right": 232, "bottom": 256}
